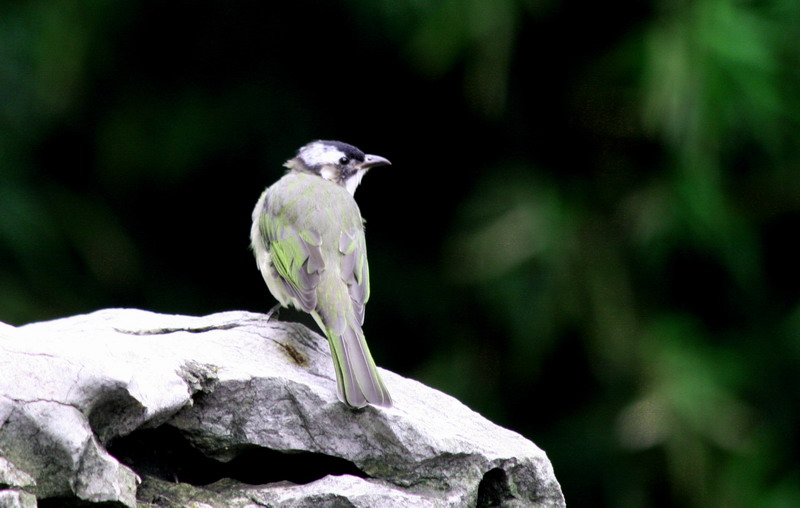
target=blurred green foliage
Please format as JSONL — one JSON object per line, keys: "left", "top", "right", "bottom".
{"left": 2, "top": 0, "right": 800, "bottom": 506}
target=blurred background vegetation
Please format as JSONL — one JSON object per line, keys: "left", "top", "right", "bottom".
{"left": 2, "top": 0, "right": 799, "bottom": 506}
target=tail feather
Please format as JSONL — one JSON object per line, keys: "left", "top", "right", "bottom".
{"left": 327, "top": 322, "right": 392, "bottom": 408}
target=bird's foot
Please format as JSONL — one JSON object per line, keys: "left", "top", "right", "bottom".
{"left": 265, "top": 303, "right": 281, "bottom": 321}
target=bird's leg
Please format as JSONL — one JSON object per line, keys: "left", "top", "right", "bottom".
{"left": 265, "top": 303, "right": 281, "bottom": 321}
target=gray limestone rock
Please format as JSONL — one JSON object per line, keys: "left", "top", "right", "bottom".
{"left": 0, "top": 309, "right": 565, "bottom": 507}
{"left": 0, "top": 457, "right": 36, "bottom": 508}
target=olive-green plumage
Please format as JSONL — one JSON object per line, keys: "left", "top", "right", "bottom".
{"left": 250, "top": 140, "right": 392, "bottom": 408}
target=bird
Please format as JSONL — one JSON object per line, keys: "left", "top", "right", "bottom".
{"left": 250, "top": 140, "right": 393, "bottom": 408}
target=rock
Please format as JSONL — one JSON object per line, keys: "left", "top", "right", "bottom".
{"left": 0, "top": 457, "right": 37, "bottom": 508}
{"left": 0, "top": 309, "right": 565, "bottom": 507}
{"left": 0, "top": 457, "right": 35, "bottom": 490}
{"left": 137, "top": 475, "right": 463, "bottom": 508}
{"left": 0, "top": 490, "right": 37, "bottom": 508}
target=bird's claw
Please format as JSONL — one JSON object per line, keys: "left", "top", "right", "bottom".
{"left": 265, "top": 303, "right": 281, "bottom": 321}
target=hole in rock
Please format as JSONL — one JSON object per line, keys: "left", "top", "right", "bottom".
{"left": 477, "top": 467, "right": 516, "bottom": 508}
{"left": 107, "top": 425, "right": 367, "bottom": 486}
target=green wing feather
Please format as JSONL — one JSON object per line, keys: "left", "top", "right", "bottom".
{"left": 260, "top": 211, "right": 324, "bottom": 312}
{"left": 338, "top": 229, "right": 370, "bottom": 325}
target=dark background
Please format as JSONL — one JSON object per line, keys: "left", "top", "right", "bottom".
{"left": 2, "top": 1, "right": 800, "bottom": 506}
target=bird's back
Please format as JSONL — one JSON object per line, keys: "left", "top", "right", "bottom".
{"left": 260, "top": 172, "right": 369, "bottom": 320}
{"left": 265, "top": 172, "right": 364, "bottom": 242}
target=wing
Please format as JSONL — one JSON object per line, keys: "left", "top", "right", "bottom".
{"left": 260, "top": 211, "right": 324, "bottom": 313}
{"left": 339, "top": 228, "right": 370, "bottom": 325}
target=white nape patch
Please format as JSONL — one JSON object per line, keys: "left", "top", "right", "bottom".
{"left": 299, "top": 142, "right": 345, "bottom": 167}
{"left": 344, "top": 169, "right": 367, "bottom": 196}
{"left": 320, "top": 166, "right": 338, "bottom": 182}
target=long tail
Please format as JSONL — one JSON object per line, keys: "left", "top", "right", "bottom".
{"left": 325, "top": 319, "right": 392, "bottom": 408}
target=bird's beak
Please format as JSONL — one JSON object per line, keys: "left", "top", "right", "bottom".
{"left": 360, "top": 154, "right": 392, "bottom": 170}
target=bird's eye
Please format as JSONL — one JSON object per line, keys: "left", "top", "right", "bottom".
{"left": 339, "top": 156, "right": 350, "bottom": 165}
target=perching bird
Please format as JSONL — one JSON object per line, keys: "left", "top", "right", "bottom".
{"left": 250, "top": 140, "right": 393, "bottom": 408}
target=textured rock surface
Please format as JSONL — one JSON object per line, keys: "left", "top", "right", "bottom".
{"left": 0, "top": 309, "right": 565, "bottom": 507}
{"left": 0, "top": 457, "right": 37, "bottom": 508}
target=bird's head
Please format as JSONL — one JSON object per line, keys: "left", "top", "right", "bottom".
{"left": 284, "top": 140, "right": 391, "bottom": 196}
